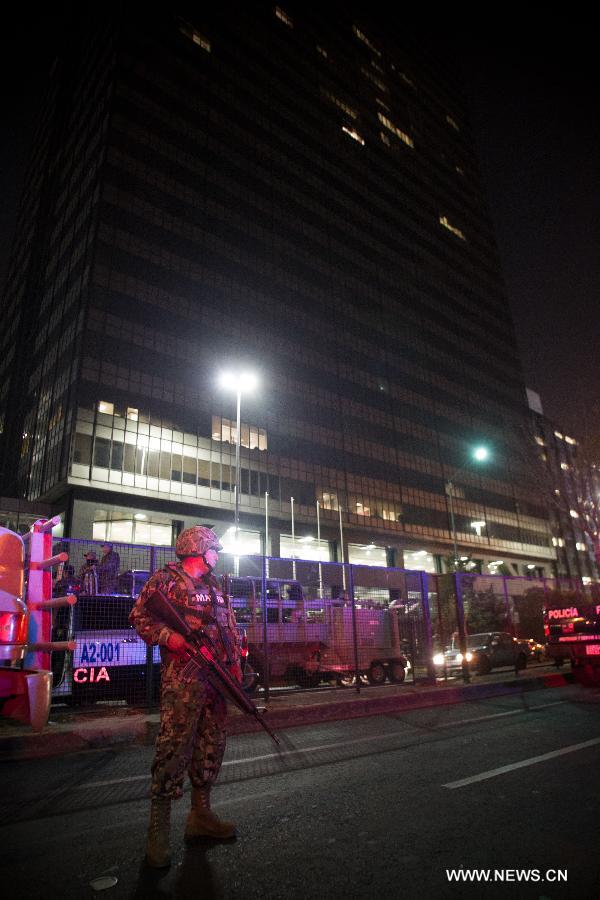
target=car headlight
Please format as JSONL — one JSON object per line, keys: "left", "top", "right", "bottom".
{"left": 456, "top": 653, "right": 463, "bottom": 664}
{"left": 465, "top": 651, "right": 473, "bottom": 662}
{"left": 433, "top": 653, "right": 445, "bottom": 666}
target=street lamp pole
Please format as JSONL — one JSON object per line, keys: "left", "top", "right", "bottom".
{"left": 446, "top": 479, "right": 459, "bottom": 567}
{"left": 445, "top": 445, "right": 490, "bottom": 571}
{"left": 234, "top": 386, "right": 242, "bottom": 539}
{"left": 219, "top": 371, "right": 258, "bottom": 553}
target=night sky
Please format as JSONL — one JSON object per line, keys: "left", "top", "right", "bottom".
{"left": 2, "top": 13, "right": 598, "bottom": 444}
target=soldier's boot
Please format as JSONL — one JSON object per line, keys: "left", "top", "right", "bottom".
{"left": 184, "top": 786, "right": 236, "bottom": 841}
{"left": 145, "top": 798, "right": 171, "bottom": 868}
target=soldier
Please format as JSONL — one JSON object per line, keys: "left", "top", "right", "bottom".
{"left": 98, "top": 542, "right": 120, "bottom": 593}
{"left": 129, "top": 525, "right": 242, "bottom": 868}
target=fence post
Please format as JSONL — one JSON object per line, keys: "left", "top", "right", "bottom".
{"left": 261, "top": 552, "right": 270, "bottom": 703}
{"left": 502, "top": 576, "right": 514, "bottom": 636}
{"left": 420, "top": 572, "right": 436, "bottom": 684}
{"left": 348, "top": 564, "right": 360, "bottom": 694}
{"left": 454, "top": 572, "right": 470, "bottom": 684}
{"left": 145, "top": 546, "right": 158, "bottom": 708}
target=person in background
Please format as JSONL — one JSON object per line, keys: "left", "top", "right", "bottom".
{"left": 78, "top": 551, "right": 99, "bottom": 595}
{"left": 98, "top": 542, "right": 120, "bottom": 593}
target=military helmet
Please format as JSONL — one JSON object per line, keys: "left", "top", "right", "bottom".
{"left": 175, "top": 525, "right": 222, "bottom": 559}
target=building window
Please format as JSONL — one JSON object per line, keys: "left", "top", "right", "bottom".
{"left": 274, "top": 7, "right": 293, "bottom": 27}
{"left": 361, "top": 66, "right": 387, "bottom": 92}
{"left": 321, "top": 89, "right": 357, "bottom": 120}
{"left": 320, "top": 491, "right": 339, "bottom": 511}
{"left": 220, "top": 527, "right": 261, "bottom": 555}
{"left": 316, "top": 45, "right": 328, "bottom": 58}
{"left": 403, "top": 549, "right": 436, "bottom": 573}
{"left": 178, "top": 21, "right": 211, "bottom": 52}
{"left": 439, "top": 215, "right": 466, "bottom": 241}
{"left": 280, "top": 534, "right": 331, "bottom": 562}
{"left": 446, "top": 114, "right": 460, "bottom": 131}
{"left": 352, "top": 25, "right": 381, "bottom": 56}
{"left": 342, "top": 126, "right": 365, "bottom": 145}
{"left": 348, "top": 543, "right": 386, "bottom": 567}
{"left": 576, "top": 542, "right": 586, "bottom": 552}
{"left": 98, "top": 401, "right": 114, "bottom": 415}
{"left": 212, "top": 415, "right": 267, "bottom": 451}
{"left": 377, "top": 112, "right": 414, "bottom": 148}
{"left": 92, "top": 510, "right": 174, "bottom": 546}
{"left": 126, "top": 407, "right": 139, "bottom": 422}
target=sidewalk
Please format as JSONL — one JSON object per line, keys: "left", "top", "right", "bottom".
{"left": 0, "top": 666, "right": 573, "bottom": 761}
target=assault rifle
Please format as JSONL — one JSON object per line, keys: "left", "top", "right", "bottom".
{"left": 147, "top": 588, "right": 280, "bottom": 745}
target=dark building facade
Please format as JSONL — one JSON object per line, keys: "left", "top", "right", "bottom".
{"left": 0, "top": 4, "right": 555, "bottom": 573}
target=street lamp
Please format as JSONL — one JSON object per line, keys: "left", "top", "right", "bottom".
{"left": 445, "top": 445, "right": 490, "bottom": 570}
{"left": 219, "top": 371, "right": 258, "bottom": 547}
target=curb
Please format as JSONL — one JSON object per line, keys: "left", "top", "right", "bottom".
{"left": 0, "top": 671, "right": 573, "bottom": 761}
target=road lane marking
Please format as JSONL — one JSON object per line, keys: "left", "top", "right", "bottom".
{"left": 443, "top": 736, "right": 600, "bottom": 789}
{"left": 74, "top": 699, "right": 568, "bottom": 789}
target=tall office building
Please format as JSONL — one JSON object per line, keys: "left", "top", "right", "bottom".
{"left": 0, "top": 4, "right": 555, "bottom": 574}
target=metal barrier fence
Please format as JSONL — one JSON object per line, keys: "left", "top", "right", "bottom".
{"left": 47, "top": 538, "right": 599, "bottom": 707}
{"left": 49, "top": 539, "right": 433, "bottom": 707}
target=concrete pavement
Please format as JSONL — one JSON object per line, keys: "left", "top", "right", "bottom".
{"left": 0, "top": 665, "right": 572, "bottom": 760}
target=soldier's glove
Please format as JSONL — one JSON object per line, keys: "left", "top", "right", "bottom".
{"left": 166, "top": 631, "right": 195, "bottom": 657}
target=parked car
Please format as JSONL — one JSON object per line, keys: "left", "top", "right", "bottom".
{"left": 433, "top": 632, "right": 528, "bottom": 676}
{"left": 518, "top": 637, "right": 545, "bottom": 662}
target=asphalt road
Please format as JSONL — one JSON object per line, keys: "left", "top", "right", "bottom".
{"left": 1, "top": 683, "right": 598, "bottom": 899}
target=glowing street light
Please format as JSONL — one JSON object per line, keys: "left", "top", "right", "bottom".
{"left": 219, "top": 371, "right": 258, "bottom": 544}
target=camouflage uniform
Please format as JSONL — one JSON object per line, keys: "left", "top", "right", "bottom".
{"left": 130, "top": 562, "right": 241, "bottom": 801}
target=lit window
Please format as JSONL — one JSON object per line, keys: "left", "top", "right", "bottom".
{"left": 348, "top": 543, "right": 386, "bottom": 567}
{"left": 565, "top": 435, "right": 577, "bottom": 445}
{"left": 98, "top": 401, "right": 114, "bottom": 415}
{"left": 320, "top": 491, "right": 339, "bottom": 511}
{"left": 446, "top": 114, "right": 459, "bottom": 131}
{"left": 380, "top": 131, "right": 391, "bottom": 147}
{"left": 316, "top": 45, "right": 328, "bottom": 58}
{"left": 352, "top": 25, "right": 381, "bottom": 56}
{"left": 179, "top": 21, "right": 211, "bottom": 52}
{"left": 455, "top": 165, "right": 464, "bottom": 175}
{"left": 126, "top": 407, "right": 139, "bottom": 422}
{"left": 439, "top": 215, "right": 466, "bottom": 241}
{"left": 560, "top": 462, "right": 570, "bottom": 470}
{"left": 321, "top": 89, "right": 357, "bottom": 119}
{"left": 361, "top": 66, "right": 387, "bottom": 92}
{"left": 342, "top": 126, "right": 365, "bottom": 145}
{"left": 399, "top": 72, "right": 415, "bottom": 88}
{"left": 212, "top": 415, "right": 267, "bottom": 450}
{"left": 534, "top": 436, "right": 545, "bottom": 446}
{"left": 554, "top": 430, "right": 564, "bottom": 439}
{"left": 275, "top": 7, "right": 293, "bottom": 27}
{"left": 576, "top": 542, "right": 586, "bottom": 551}
{"left": 280, "top": 534, "right": 330, "bottom": 561}
{"left": 375, "top": 97, "right": 390, "bottom": 111}
{"left": 569, "top": 509, "right": 579, "bottom": 518}
{"left": 377, "top": 112, "right": 413, "bottom": 148}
